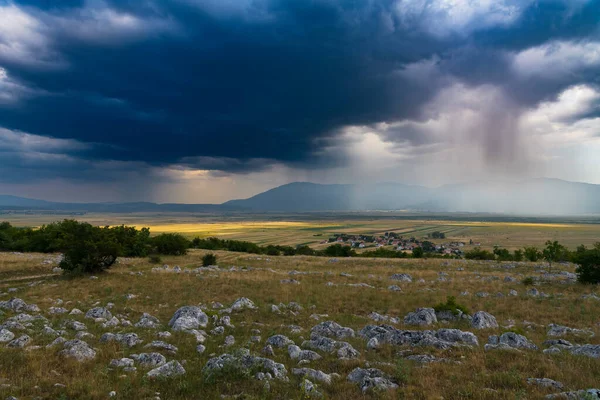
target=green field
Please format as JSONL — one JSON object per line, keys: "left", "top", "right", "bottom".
{"left": 3, "top": 212, "right": 600, "bottom": 250}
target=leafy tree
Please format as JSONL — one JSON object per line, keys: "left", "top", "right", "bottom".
{"left": 543, "top": 240, "right": 567, "bottom": 273}
{"left": 513, "top": 249, "right": 524, "bottom": 262}
{"left": 202, "top": 253, "right": 217, "bottom": 267}
{"left": 574, "top": 243, "right": 600, "bottom": 284}
{"left": 58, "top": 223, "right": 119, "bottom": 274}
{"left": 324, "top": 244, "right": 356, "bottom": 257}
{"left": 295, "top": 245, "right": 315, "bottom": 256}
{"left": 493, "top": 247, "right": 513, "bottom": 261}
{"left": 524, "top": 247, "right": 541, "bottom": 262}
{"left": 412, "top": 247, "right": 424, "bottom": 258}
{"left": 152, "top": 233, "right": 190, "bottom": 256}
{"left": 464, "top": 248, "right": 495, "bottom": 260}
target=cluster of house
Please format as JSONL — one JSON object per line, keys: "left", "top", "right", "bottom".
{"left": 321, "top": 232, "right": 470, "bottom": 256}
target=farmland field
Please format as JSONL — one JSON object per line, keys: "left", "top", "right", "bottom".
{"left": 3, "top": 212, "right": 600, "bottom": 250}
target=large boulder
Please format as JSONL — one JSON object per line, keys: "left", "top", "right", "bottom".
{"left": 485, "top": 332, "right": 538, "bottom": 351}
{"left": 359, "top": 325, "right": 478, "bottom": 349}
{"left": 168, "top": 306, "right": 208, "bottom": 331}
{"left": 203, "top": 349, "right": 288, "bottom": 381}
{"left": 404, "top": 308, "right": 437, "bottom": 326}
{"left": 471, "top": 311, "right": 499, "bottom": 329}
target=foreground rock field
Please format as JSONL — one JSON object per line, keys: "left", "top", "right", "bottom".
{"left": 0, "top": 250, "right": 599, "bottom": 399}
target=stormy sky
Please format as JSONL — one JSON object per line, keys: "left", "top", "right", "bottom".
{"left": 0, "top": 0, "right": 599, "bottom": 203}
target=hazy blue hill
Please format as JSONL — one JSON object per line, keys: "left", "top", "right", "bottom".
{"left": 224, "top": 182, "right": 432, "bottom": 211}
{"left": 2, "top": 178, "right": 600, "bottom": 215}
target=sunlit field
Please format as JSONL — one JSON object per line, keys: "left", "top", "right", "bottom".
{"left": 3, "top": 212, "right": 600, "bottom": 250}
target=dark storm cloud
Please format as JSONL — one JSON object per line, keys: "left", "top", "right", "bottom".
{"left": 0, "top": 0, "right": 599, "bottom": 182}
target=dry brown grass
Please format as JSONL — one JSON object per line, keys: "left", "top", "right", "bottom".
{"left": 0, "top": 250, "right": 599, "bottom": 399}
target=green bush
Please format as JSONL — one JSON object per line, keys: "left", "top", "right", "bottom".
{"left": 465, "top": 248, "right": 495, "bottom": 260}
{"left": 58, "top": 222, "right": 119, "bottom": 274}
{"left": 148, "top": 255, "right": 162, "bottom": 264}
{"left": 412, "top": 247, "right": 424, "bottom": 258}
{"left": 522, "top": 277, "right": 535, "bottom": 286}
{"left": 202, "top": 253, "right": 217, "bottom": 267}
{"left": 574, "top": 243, "right": 600, "bottom": 284}
{"left": 433, "top": 296, "right": 469, "bottom": 316}
{"left": 151, "top": 233, "right": 190, "bottom": 256}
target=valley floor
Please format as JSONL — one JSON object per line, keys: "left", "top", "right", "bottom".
{"left": 0, "top": 250, "right": 599, "bottom": 399}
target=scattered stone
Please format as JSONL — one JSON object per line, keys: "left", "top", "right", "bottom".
{"left": 168, "top": 306, "right": 208, "bottom": 331}
{"left": 300, "top": 379, "right": 323, "bottom": 398}
{"left": 347, "top": 368, "right": 398, "bottom": 393}
{"left": 100, "top": 333, "right": 141, "bottom": 348}
{"left": 527, "top": 378, "right": 564, "bottom": 390}
{"left": 485, "top": 332, "right": 538, "bottom": 351}
{"left": 404, "top": 308, "right": 437, "bottom": 326}
{"left": 6, "top": 335, "right": 30, "bottom": 348}
{"left": 360, "top": 325, "right": 478, "bottom": 349}
{"left": 508, "top": 290, "right": 518, "bottom": 297}
{"left": 59, "top": 340, "right": 96, "bottom": 361}
{"left": 471, "top": 311, "right": 499, "bottom": 330}
{"left": 132, "top": 353, "right": 167, "bottom": 368}
{"left": 390, "top": 274, "right": 412, "bottom": 282}
{"left": 144, "top": 341, "right": 178, "bottom": 354}
{"left": 0, "top": 329, "right": 15, "bottom": 343}
{"left": 293, "top": 367, "right": 339, "bottom": 385}
{"left": 266, "top": 334, "right": 294, "bottom": 348}
{"left": 48, "top": 307, "right": 68, "bottom": 314}
{"left": 311, "top": 321, "right": 355, "bottom": 339}
{"left": 288, "top": 345, "right": 322, "bottom": 361}
{"left": 85, "top": 307, "right": 112, "bottom": 320}
{"left": 110, "top": 358, "right": 135, "bottom": 368}
{"left": 388, "top": 285, "right": 402, "bottom": 292}
{"left": 224, "top": 335, "right": 235, "bottom": 347}
{"left": 545, "top": 389, "right": 600, "bottom": 399}
{"left": 203, "top": 349, "right": 288, "bottom": 381}
{"left": 547, "top": 324, "right": 594, "bottom": 338}
{"left": 197, "top": 345, "right": 206, "bottom": 354}
{"left": 135, "top": 313, "right": 161, "bottom": 329}
{"left": 147, "top": 361, "right": 186, "bottom": 378}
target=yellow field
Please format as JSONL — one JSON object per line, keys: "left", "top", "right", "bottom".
{"left": 2, "top": 212, "right": 600, "bottom": 250}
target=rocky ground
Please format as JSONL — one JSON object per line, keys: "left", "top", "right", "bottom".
{"left": 0, "top": 250, "right": 599, "bottom": 399}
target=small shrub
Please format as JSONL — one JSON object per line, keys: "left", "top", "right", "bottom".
{"left": 521, "top": 277, "right": 535, "bottom": 286}
{"left": 148, "top": 255, "right": 162, "bottom": 264}
{"left": 394, "top": 358, "right": 411, "bottom": 384}
{"left": 574, "top": 243, "right": 600, "bottom": 284}
{"left": 433, "top": 296, "right": 469, "bottom": 316}
{"left": 202, "top": 253, "right": 217, "bottom": 267}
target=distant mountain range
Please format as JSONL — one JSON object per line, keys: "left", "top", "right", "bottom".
{"left": 2, "top": 178, "right": 600, "bottom": 215}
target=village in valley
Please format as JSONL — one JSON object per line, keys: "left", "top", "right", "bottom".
{"left": 321, "top": 231, "right": 474, "bottom": 257}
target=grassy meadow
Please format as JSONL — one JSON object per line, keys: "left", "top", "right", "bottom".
{"left": 0, "top": 248, "right": 599, "bottom": 399}
{"left": 0, "top": 213, "right": 600, "bottom": 399}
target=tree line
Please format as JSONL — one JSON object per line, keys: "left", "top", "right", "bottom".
{"left": 1, "top": 220, "right": 599, "bottom": 284}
